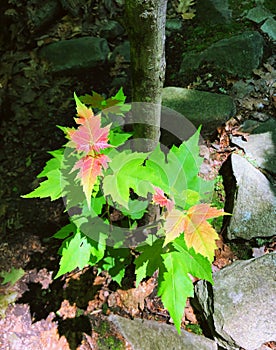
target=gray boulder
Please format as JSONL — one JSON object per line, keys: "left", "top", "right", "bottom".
{"left": 180, "top": 31, "right": 264, "bottom": 78}
{"left": 245, "top": 5, "right": 274, "bottom": 24}
{"left": 39, "top": 37, "right": 110, "bottom": 73}
{"left": 231, "top": 125, "right": 276, "bottom": 174}
{"left": 161, "top": 87, "right": 235, "bottom": 135}
{"left": 109, "top": 314, "right": 218, "bottom": 350}
{"left": 196, "top": 0, "right": 232, "bottom": 24}
{"left": 194, "top": 253, "right": 276, "bottom": 350}
{"left": 27, "top": 0, "right": 62, "bottom": 33}
{"left": 261, "top": 18, "right": 276, "bottom": 42}
{"left": 166, "top": 19, "right": 182, "bottom": 37}
{"left": 110, "top": 41, "right": 130, "bottom": 64}
{"left": 245, "top": 5, "right": 276, "bottom": 41}
{"left": 228, "top": 154, "right": 276, "bottom": 240}
{"left": 99, "top": 20, "right": 125, "bottom": 40}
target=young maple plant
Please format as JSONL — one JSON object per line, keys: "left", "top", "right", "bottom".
{"left": 22, "top": 88, "right": 228, "bottom": 333}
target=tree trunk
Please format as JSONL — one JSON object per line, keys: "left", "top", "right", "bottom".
{"left": 124, "top": 0, "right": 167, "bottom": 152}
{"left": 124, "top": 0, "right": 167, "bottom": 232}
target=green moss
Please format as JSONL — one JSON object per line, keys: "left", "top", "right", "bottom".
{"left": 229, "top": 242, "right": 252, "bottom": 260}
{"left": 211, "top": 175, "right": 226, "bottom": 233}
{"left": 182, "top": 20, "right": 253, "bottom": 54}
{"left": 95, "top": 320, "right": 124, "bottom": 350}
{"left": 228, "top": 0, "right": 256, "bottom": 18}
{"left": 185, "top": 323, "right": 203, "bottom": 335}
{"left": 264, "top": 0, "right": 276, "bottom": 14}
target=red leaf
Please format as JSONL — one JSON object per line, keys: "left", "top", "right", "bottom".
{"left": 69, "top": 115, "right": 111, "bottom": 154}
{"left": 72, "top": 154, "right": 109, "bottom": 208}
{"left": 152, "top": 186, "right": 174, "bottom": 212}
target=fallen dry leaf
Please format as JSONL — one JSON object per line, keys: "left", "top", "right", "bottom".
{"left": 214, "top": 235, "right": 236, "bottom": 269}
{"left": 184, "top": 299, "right": 198, "bottom": 325}
{"left": 0, "top": 304, "right": 70, "bottom": 350}
{"left": 57, "top": 299, "right": 77, "bottom": 319}
{"left": 108, "top": 278, "right": 156, "bottom": 316}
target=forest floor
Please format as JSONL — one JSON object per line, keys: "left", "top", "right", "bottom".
{"left": 0, "top": 2, "right": 276, "bottom": 349}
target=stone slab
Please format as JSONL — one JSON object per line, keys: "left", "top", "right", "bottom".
{"left": 109, "top": 314, "right": 218, "bottom": 350}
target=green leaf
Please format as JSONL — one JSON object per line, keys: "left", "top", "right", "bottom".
{"left": 167, "top": 129, "right": 202, "bottom": 192}
{"left": 112, "top": 87, "right": 127, "bottom": 104}
{"left": 102, "top": 151, "right": 152, "bottom": 208}
{"left": 151, "top": 128, "right": 214, "bottom": 207}
{"left": 22, "top": 168, "right": 63, "bottom": 200}
{"left": 22, "top": 150, "right": 64, "bottom": 201}
{"left": 108, "top": 129, "right": 132, "bottom": 148}
{"left": 172, "top": 235, "right": 213, "bottom": 283}
{"left": 134, "top": 239, "right": 164, "bottom": 286}
{"left": 158, "top": 251, "right": 194, "bottom": 334}
{"left": 88, "top": 232, "right": 107, "bottom": 265}
{"left": 156, "top": 235, "right": 213, "bottom": 333}
{"left": 0, "top": 267, "right": 25, "bottom": 286}
{"left": 145, "top": 145, "right": 170, "bottom": 193}
{"left": 102, "top": 257, "right": 126, "bottom": 285}
{"left": 120, "top": 199, "right": 148, "bottom": 220}
{"left": 53, "top": 223, "right": 77, "bottom": 239}
{"left": 57, "top": 125, "right": 75, "bottom": 139}
{"left": 55, "top": 231, "right": 91, "bottom": 279}
{"left": 100, "top": 247, "right": 131, "bottom": 286}
{"left": 81, "top": 195, "right": 106, "bottom": 218}
{"left": 145, "top": 131, "right": 214, "bottom": 207}
{"left": 37, "top": 149, "right": 64, "bottom": 178}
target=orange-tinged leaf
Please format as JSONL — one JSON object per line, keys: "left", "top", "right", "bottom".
{"left": 74, "top": 93, "right": 94, "bottom": 124}
{"left": 184, "top": 219, "right": 219, "bottom": 262}
{"left": 72, "top": 154, "right": 109, "bottom": 209}
{"left": 186, "top": 203, "right": 226, "bottom": 221}
{"left": 163, "top": 203, "right": 229, "bottom": 262}
{"left": 69, "top": 115, "right": 111, "bottom": 154}
{"left": 183, "top": 204, "right": 229, "bottom": 262}
{"left": 163, "top": 208, "right": 186, "bottom": 246}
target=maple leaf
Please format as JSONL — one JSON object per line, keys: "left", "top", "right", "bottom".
{"left": 134, "top": 238, "right": 164, "bottom": 285}
{"left": 163, "top": 204, "right": 229, "bottom": 262}
{"left": 102, "top": 151, "right": 152, "bottom": 208}
{"left": 74, "top": 93, "right": 94, "bottom": 124}
{"left": 79, "top": 91, "right": 104, "bottom": 110}
{"left": 152, "top": 186, "right": 174, "bottom": 212}
{"left": 158, "top": 239, "right": 214, "bottom": 333}
{"left": 146, "top": 130, "right": 214, "bottom": 207}
{"left": 158, "top": 251, "right": 194, "bottom": 333}
{"left": 69, "top": 114, "right": 111, "bottom": 154}
{"left": 22, "top": 150, "right": 64, "bottom": 201}
{"left": 72, "top": 153, "right": 109, "bottom": 209}
{"left": 55, "top": 231, "right": 91, "bottom": 279}
{"left": 163, "top": 208, "right": 186, "bottom": 245}
{"left": 183, "top": 204, "right": 229, "bottom": 262}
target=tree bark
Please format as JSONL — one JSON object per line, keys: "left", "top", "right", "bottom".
{"left": 124, "top": 0, "right": 167, "bottom": 152}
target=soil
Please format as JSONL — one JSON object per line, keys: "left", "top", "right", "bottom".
{"left": 0, "top": 1, "right": 276, "bottom": 349}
